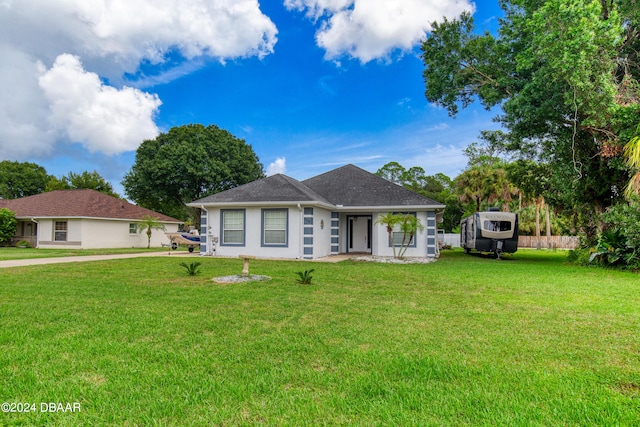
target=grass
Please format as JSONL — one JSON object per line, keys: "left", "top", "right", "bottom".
{"left": 0, "top": 249, "right": 639, "bottom": 425}
{"left": 0, "top": 246, "right": 183, "bottom": 261}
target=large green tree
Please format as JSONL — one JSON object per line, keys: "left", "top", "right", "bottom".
{"left": 421, "top": 0, "right": 640, "bottom": 234}
{"left": 375, "top": 162, "right": 462, "bottom": 231}
{"left": 122, "top": 124, "right": 264, "bottom": 220}
{"left": 46, "top": 170, "right": 120, "bottom": 198}
{"left": 0, "top": 161, "right": 50, "bottom": 199}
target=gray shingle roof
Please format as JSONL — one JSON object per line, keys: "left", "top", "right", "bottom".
{"left": 190, "top": 174, "right": 332, "bottom": 205}
{"left": 302, "top": 164, "right": 444, "bottom": 207}
{"left": 190, "top": 164, "right": 444, "bottom": 209}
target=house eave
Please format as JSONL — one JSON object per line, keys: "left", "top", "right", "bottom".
{"left": 188, "top": 201, "right": 445, "bottom": 212}
{"left": 187, "top": 200, "right": 336, "bottom": 210}
{"left": 334, "top": 204, "right": 446, "bottom": 212}
{"left": 14, "top": 215, "right": 181, "bottom": 224}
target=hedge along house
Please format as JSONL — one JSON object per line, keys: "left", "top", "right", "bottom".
{"left": 0, "top": 189, "right": 181, "bottom": 249}
{"left": 189, "top": 164, "right": 446, "bottom": 259}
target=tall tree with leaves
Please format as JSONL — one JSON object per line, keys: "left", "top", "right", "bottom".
{"left": 123, "top": 124, "right": 264, "bottom": 220}
{"left": 375, "top": 162, "right": 406, "bottom": 184}
{"left": 376, "top": 162, "right": 461, "bottom": 231}
{"left": 46, "top": 170, "right": 120, "bottom": 198}
{"left": 0, "top": 161, "right": 50, "bottom": 199}
{"left": 422, "top": 0, "right": 640, "bottom": 234}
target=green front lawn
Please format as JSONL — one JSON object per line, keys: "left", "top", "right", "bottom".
{"left": 0, "top": 247, "right": 181, "bottom": 261}
{"left": 1, "top": 250, "right": 638, "bottom": 425}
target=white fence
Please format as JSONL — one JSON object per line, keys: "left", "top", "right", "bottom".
{"left": 439, "top": 232, "right": 461, "bottom": 248}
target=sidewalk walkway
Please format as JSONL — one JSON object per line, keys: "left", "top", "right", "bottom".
{"left": 0, "top": 251, "right": 196, "bottom": 269}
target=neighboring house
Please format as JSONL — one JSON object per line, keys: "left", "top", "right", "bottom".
{"left": 189, "top": 164, "right": 446, "bottom": 259}
{"left": 0, "top": 189, "right": 181, "bottom": 249}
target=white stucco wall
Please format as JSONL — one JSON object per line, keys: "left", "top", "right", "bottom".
{"left": 200, "top": 206, "right": 439, "bottom": 259}
{"left": 36, "top": 218, "right": 179, "bottom": 249}
{"left": 206, "top": 206, "right": 306, "bottom": 259}
{"left": 311, "top": 208, "right": 333, "bottom": 259}
{"left": 372, "top": 211, "right": 430, "bottom": 258}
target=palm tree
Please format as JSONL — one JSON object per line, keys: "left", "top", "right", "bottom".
{"left": 396, "top": 214, "right": 425, "bottom": 259}
{"left": 456, "top": 166, "right": 493, "bottom": 212}
{"left": 624, "top": 125, "right": 640, "bottom": 197}
{"left": 375, "top": 212, "right": 401, "bottom": 258}
{"left": 136, "top": 214, "right": 166, "bottom": 248}
{"left": 375, "top": 213, "right": 424, "bottom": 259}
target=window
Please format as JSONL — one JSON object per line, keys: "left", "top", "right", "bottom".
{"left": 262, "top": 209, "right": 288, "bottom": 246}
{"left": 221, "top": 210, "right": 245, "bottom": 245}
{"left": 54, "top": 221, "right": 68, "bottom": 242}
{"left": 484, "top": 220, "right": 512, "bottom": 232}
{"left": 129, "top": 223, "right": 138, "bottom": 234}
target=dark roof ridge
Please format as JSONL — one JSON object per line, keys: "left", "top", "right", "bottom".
{"left": 302, "top": 164, "right": 444, "bottom": 207}
{"left": 190, "top": 173, "right": 333, "bottom": 205}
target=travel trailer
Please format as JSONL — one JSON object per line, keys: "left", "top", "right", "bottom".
{"left": 460, "top": 208, "right": 518, "bottom": 258}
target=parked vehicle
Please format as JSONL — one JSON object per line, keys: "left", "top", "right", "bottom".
{"left": 460, "top": 208, "right": 518, "bottom": 258}
{"left": 165, "top": 232, "right": 200, "bottom": 252}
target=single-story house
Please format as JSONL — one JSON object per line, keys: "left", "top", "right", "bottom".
{"left": 188, "top": 164, "right": 446, "bottom": 259}
{"left": 0, "top": 189, "right": 181, "bottom": 249}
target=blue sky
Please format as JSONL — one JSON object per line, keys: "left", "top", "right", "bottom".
{"left": 0, "top": 0, "right": 503, "bottom": 196}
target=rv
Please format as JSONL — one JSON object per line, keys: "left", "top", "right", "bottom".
{"left": 460, "top": 209, "right": 518, "bottom": 258}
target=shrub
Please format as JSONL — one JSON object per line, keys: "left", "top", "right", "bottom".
{"left": 295, "top": 269, "right": 315, "bottom": 285}
{"left": 0, "top": 208, "right": 17, "bottom": 247}
{"left": 179, "top": 261, "right": 202, "bottom": 276}
{"left": 16, "top": 240, "right": 31, "bottom": 248}
{"left": 588, "top": 229, "right": 637, "bottom": 268}
{"left": 567, "top": 248, "right": 591, "bottom": 265}
{"left": 592, "top": 197, "right": 640, "bottom": 269}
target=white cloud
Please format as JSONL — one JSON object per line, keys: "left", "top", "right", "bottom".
{"left": 38, "top": 54, "right": 162, "bottom": 155}
{"left": 406, "top": 144, "right": 468, "bottom": 178}
{"left": 266, "top": 157, "right": 287, "bottom": 176}
{"left": 0, "top": 0, "right": 277, "bottom": 160}
{"left": 427, "top": 123, "right": 450, "bottom": 131}
{"left": 285, "top": 0, "right": 474, "bottom": 62}
{"left": 1, "top": 0, "right": 278, "bottom": 75}
{"left": 0, "top": 43, "right": 54, "bottom": 159}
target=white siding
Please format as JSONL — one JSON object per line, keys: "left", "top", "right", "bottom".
{"left": 201, "top": 206, "right": 439, "bottom": 259}
{"left": 206, "top": 206, "right": 304, "bottom": 259}
{"left": 36, "top": 218, "right": 179, "bottom": 249}
{"left": 371, "top": 211, "right": 433, "bottom": 258}
{"left": 309, "top": 208, "right": 333, "bottom": 259}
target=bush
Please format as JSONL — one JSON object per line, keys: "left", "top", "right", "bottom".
{"left": 0, "top": 208, "right": 17, "bottom": 247}
{"left": 16, "top": 240, "right": 31, "bottom": 248}
{"left": 179, "top": 261, "right": 202, "bottom": 276}
{"left": 295, "top": 269, "right": 315, "bottom": 285}
{"left": 588, "top": 229, "right": 639, "bottom": 269}
{"left": 567, "top": 248, "right": 591, "bottom": 265}
{"left": 591, "top": 198, "right": 640, "bottom": 270}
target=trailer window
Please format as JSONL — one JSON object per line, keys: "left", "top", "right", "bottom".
{"left": 484, "top": 220, "right": 511, "bottom": 232}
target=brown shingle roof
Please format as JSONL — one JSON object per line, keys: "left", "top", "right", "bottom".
{"left": 0, "top": 190, "right": 180, "bottom": 222}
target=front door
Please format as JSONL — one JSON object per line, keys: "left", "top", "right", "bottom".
{"left": 348, "top": 216, "right": 371, "bottom": 253}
